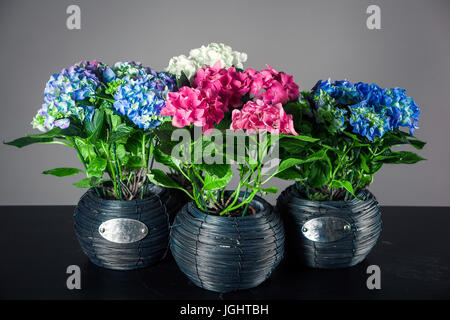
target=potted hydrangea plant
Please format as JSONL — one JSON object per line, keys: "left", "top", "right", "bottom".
{"left": 148, "top": 43, "right": 306, "bottom": 292}
{"left": 5, "top": 60, "right": 185, "bottom": 270}
{"left": 276, "top": 79, "right": 426, "bottom": 268}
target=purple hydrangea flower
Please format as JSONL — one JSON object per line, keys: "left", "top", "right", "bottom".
{"left": 32, "top": 64, "right": 100, "bottom": 132}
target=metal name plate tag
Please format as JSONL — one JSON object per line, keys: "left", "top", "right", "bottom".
{"left": 301, "top": 216, "right": 351, "bottom": 243}
{"left": 98, "top": 218, "right": 148, "bottom": 244}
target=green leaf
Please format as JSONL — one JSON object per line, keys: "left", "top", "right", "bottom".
{"left": 330, "top": 180, "right": 357, "bottom": 198}
{"left": 277, "top": 150, "right": 326, "bottom": 174}
{"left": 280, "top": 133, "right": 319, "bottom": 142}
{"left": 73, "top": 176, "right": 103, "bottom": 188}
{"left": 29, "top": 121, "right": 85, "bottom": 139}
{"left": 342, "top": 131, "right": 362, "bottom": 142}
{"left": 279, "top": 138, "right": 308, "bottom": 154}
{"left": 358, "top": 173, "right": 373, "bottom": 189}
{"left": 374, "top": 151, "right": 426, "bottom": 164}
{"left": 191, "top": 137, "right": 215, "bottom": 163}
{"left": 360, "top": 153, "right": 370, "bottom": 173}
{"left": 109, "top": 123, "right": 134, "bottom": 142}
{"left": 360, "top": 152, "right": 383, "bottom": 174}
{"left": 147, "top": 169, "right": 184, "bottom": 190}
{"left": 396, "top": 131, "right": 426, "bottom": 146}
{"left": 307, "top": 160, "right": 331, "bottom": 188}
{"left": 278, "top": 158, "right": 306, "bottom": 173}
{"left": 42, "top": 167, "right": 83, "bottom": 177}
{"left": 110, "top": 114, "right": 122, "bottom": 130}
{"left": 408, "top": 138, "right": 426, "bottom": 150}
{"left": 124, "top": 132, "right": 142, "bottom": 155}
{"left": 125, "top": 156, "right": 143, "bottom": 169}
{"left": 4, "top": 121, "right": 87, "bottom": 148}
{"left": 214, "top": 112, "right": 232, "bottom": 130}
{"left": 198, "top": 163, "right": 231, "bottom": 178}
{"left": 73, "top": 178, "right": 92, "bottom": 188}
{"left": 84, "top": 109, "right": 105, "bottom": 142}
{"left": 115, "top": 144, "right": 127, "bottom": 161}
{"left": 261, "top": 187, "right": 278, "bottom": 194}
{"left": 86, "top": 157, "right": 107, "bottom": 178}
{"left": 202, "top": 170, "right": 233, "bottom": 191}
{"left": 4, "top": 136, "right": 54, "bottom": 148}
{"left": 274, "top": 166, "right": 303, "bottom": 180}
{"left": 381, "top": 130, "right": 426, "bottom": 150}
{"left": 74, "top": 138, "right": 96, "bottom": 159}
{"left": 283, "top": 99, "right": 314, "bottom": 130}
{"left": 153, "top": 147, "right": 181, "bottom": 169}
{"left": 154, "top": 123, "right": 183, "bottom": 155}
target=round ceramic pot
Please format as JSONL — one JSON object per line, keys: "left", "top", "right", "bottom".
{"left": 170, "top": 194, "right": 285, "bottom": 293}
{"left": 277, "top": 184, "right": 382, "bottom": 269}
{"left": 74, "top": 184, "right": 184, "bottom": 270}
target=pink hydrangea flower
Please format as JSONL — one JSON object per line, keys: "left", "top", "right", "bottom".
{"left": 230, "top": 99, "right": 298, "bottom": 135}
{"left": 161, "top": 86, "right": 225, "bottom": 133}
{"left": 247, "top": 65, "right": 299, "bottom": 105}
{"left": 193, "top": 62, "right": 250, "bottom": 110}
{"left": 163, "top": 64, "right": 298, "bottom": 134}
{"left": 161, "top": 87, "right": 208, "bottom": 127}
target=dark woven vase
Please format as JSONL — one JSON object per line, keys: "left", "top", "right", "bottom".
{"left": 74, "top": 184, "right": 183, "bottom": 270}
{"left": 170, "top": 194, "right": 285, "bottom": 293}
{"left": 277, "top": 184, "right": 382, "bottom": 269}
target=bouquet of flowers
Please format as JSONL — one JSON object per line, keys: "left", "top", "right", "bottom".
{"left": 276, "top": 79, "right": 426, "bottom": 200}
{"left": 147, "top": 43, "right": 303, "bottom": 216}
{"left": 6, "top": 60, "right": 177, "bottom": 200}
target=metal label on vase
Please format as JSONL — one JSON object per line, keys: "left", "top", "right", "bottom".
{"left": 301, "top": 216, "right": 352, "bottom": 243}
{"left": 98, "top": 218, "right": 148, "bottom": 244}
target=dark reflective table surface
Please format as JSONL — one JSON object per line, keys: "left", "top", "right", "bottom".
{"left": 1, "top": 206, "right": 449, "bottom": 300}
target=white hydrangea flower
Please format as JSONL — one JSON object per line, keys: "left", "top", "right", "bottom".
{"left": 166, "top": 43, "right": 248, "bottom": 81}
{"left": 166, "top": 54, "right": 199, "bottom": 81}
{"left": 189, "top": 43, "right": 247, "bottom": 70}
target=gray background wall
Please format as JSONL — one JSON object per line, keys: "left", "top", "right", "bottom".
{"left": 0, "top": 0, "right": 448, "bottom": 206}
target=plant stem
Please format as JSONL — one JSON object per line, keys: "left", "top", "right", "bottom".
{"left": 112, "top": 142, "right": 123, "bottom": 201}
{"left": 140, "top": 134, "right": 148, "bottom": 200}
{"left": 225, "top": 189, "right": 258, "bottom": 214}
{"left": 188, "top": 168, "right": 204, "bottom": 210}
{"left": 241, "top": 188, "right": 249, "bottom": 217}
{"left": 329, "top": 143, "right": 353, "bottom": 199}
{"left": 344, "top": 170, "right": 355, "bottom": 201}
{"left": 303, "top": 181, "right": 311, "bottom": 200}
{"left": 148, "top": 138, "right": 154, "bottom": 169}
{"left": 142, "top": 134, "right": 147, "bottom": 168}
{"left": 101, "top": 141, "right": 118, "bottom": 198}
{"left": 70, "top": 137, "right": 101, "bottom": 198}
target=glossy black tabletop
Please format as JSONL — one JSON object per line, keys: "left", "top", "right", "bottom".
{"left": 0, "top": 206, "right": 449, "bottom": 300}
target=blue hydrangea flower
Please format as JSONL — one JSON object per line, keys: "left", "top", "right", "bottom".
{"left": 32, "top": 65, "right": 99, "bottom": 132}
{"left": 313, "top": 87, "right": 347, "bottom": 133}
{"left": 383, "top": 87, "right": 420, "bottom": 134}
{"left": 313, "top": 79, "right": 360, "bottom": 106}
{"left": 311, "top": 79, "right": 421, "bottom": 140}
{"left": 106, "top": 62, "right": 177, "bottom": 130}
{"left": 104, "top": 61, "right": 148, "bottom": 82}
{"left": 348, "top": 101, "right": 390, "bottom": 141}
